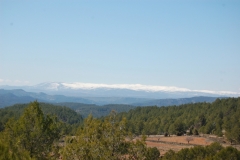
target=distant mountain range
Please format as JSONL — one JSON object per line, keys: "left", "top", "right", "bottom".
{"left": 0, "top": 89, "right": 93, "bottom": 108}
{"left": 0, "top": 88, "right": 222, "bottom": 108}
{"left": 1, "top": 82, "right": 239, "bottom": 99}
{"left": 132, "top": 96, "right": 220, "bottom": 106}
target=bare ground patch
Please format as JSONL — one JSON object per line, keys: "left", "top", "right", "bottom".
{"left": 144, "top": 135, "right": 240, "bottom": 156}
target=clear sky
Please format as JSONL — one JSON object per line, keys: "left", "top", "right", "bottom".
{"left": 0, "top": 0, "right": 240, "bottom": 92}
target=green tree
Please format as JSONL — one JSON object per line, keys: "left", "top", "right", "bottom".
{"left": 62, "top": 112, "right": 129, "bottom": 160}
{"left": 162, "top": 150, "right": 176, "bottom": 160}
{"left": 62, "top": 112, "right": 160, "bottom": 160}
{"left": 145, "top": 147, "right": 160, "bottom": 160}
{"left": 213, "top": 146, "right": 240, "bottom": 160}
{"left": 3, "top": 101, "right": 61, "bottom": 159}
{"left": 116, "top": 97, "right": 240, "bottom": 138}
{"left": 171, "top": 121, "right": 185, "bottom": 136}
{"left": 193, "top": 128, "right": 199, "bottom": 135}
{"left": 0, "top": 135, "right": 31, "bottom": 160}
{"left": 162, "top": 142, "right": 240, "bottom": 160}
{"left": 127, "top": 136, "right": 148, "bottom": 160}
{"left": 225, "top": 126, "right": 240, "bottom": 144}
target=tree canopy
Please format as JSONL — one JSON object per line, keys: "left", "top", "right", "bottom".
{"left": 62, "top": 111, "right": 160, "bottom": 160}
{"left": 0, "top": 101, "right": 62, "bottom": 159}
{"left": 0, "top": 98, "right": 240, "bottom": 159}
{"left": 0, "top": 102, "right": 83, "bottom": 134}
{"left": 162, "top": 142, "right": 240, "bottom": 160}
{"left": 117, "top": 97, "right": 240, "bottom": 144}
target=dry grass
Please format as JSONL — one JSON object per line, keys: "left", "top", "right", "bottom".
{"left": 146, "top": 140, "right": 192, "bottom": 155}
{"left": 144, "top": 135, "right": 239, "bottom": 156}
{"left": 147, "top": 136, "right": 211, "bottom": 145}
{"left": 144, "top": 135, "right": 214, "bottom": 156}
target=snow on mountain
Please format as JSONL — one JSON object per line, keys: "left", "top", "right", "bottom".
{"left": 60, "top": 83, "right": 190, "bottom": 92}
{"left": 34, "top": 82, "right": 64, "bottom": 90}
{"left": 32, "top": 82, "right": 240, "bottom": 97}
{"left": 1, "top": 82, "right": 239, "bottom": 98}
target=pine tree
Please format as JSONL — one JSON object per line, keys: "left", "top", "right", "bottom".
{"left": 2, "top": 101, "right": 61, "bottom": 159}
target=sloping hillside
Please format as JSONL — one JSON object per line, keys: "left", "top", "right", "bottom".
{"left": 117, "top": 97, "right": 240, "bottom": 144}
{"left": 0, "top": 102, "right": 83, "bottom": 130}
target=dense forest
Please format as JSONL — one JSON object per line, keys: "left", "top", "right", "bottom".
{"left": 56, "top": 102, "right": 136, "bottom": 118}
{"left": 0, "top": 102, "right": 160, "bottom": 159}
{"left": 162, "top": 142, "right": 240, "bottom": 160}
{"left": 116, "top": 97, "right": 240, "bottom": 144}
{"left": 0, "top": 98, "right": 240, "bottom": 159}
{"left": 0, "top": 102, "right": 83, "bottom": 134}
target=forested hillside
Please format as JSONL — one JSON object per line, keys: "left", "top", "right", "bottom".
{"left": 0, "top": 102, "right": 161, "bottom": 159}
{"left": 0, "top": 99, "right": 240, "bottom": 159}
{"left": 0, "top": 102, "right": 83, "bottom": 133}
{"left": 56, "top": 102, "right": 136, "bottom": 118}
{"left": 117, "top": 97, "right": 240, "bottom": 144}
{"left": 132, "top": 96, "right": 218, "bottom": 106}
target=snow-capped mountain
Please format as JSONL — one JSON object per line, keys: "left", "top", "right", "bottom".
{"left": 5, "top": 82, "right": 238, "bottom": 99}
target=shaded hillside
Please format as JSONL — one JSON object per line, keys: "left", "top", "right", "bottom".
{"left": 0, "top": 92, "right": 37, "bottom": 108}
{"left": 56, "top": 102, "right": 136, "bottom": 118}
{"left": 55, "top": 97, "right": 221, "bottom": 118}
{"left": 83, "top": 97, "right": 152, "bottom": 105}
{"left": 0, "top": 89, "right": 94, "bottom": 108}
{"left": 0, "top": 102, "right": 83, "bottom": 130}
{"left": 132, "top": 96, "right": 219, "bottom": 106}
{"left": 0, "top": 89, "right": 224, "bottom": 108}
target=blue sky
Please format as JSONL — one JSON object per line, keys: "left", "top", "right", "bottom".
{"left": 0, "top": 0, "right": 240, "bottom": 92}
